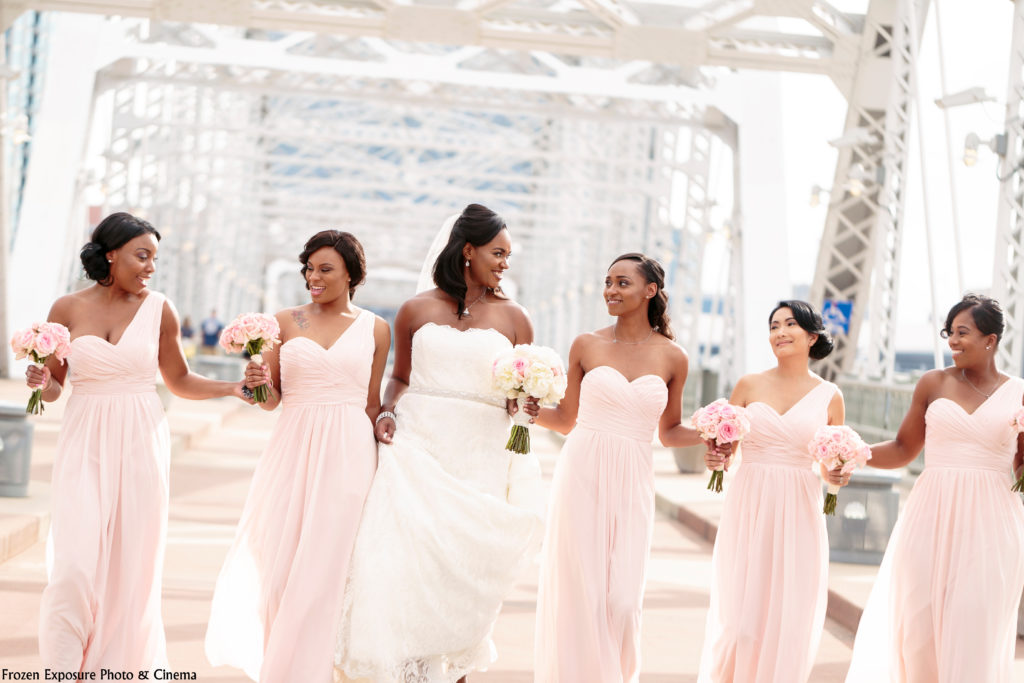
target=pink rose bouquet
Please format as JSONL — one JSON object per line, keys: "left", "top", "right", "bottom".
{"left": 10, "top": 322, "right": 72, "bottom": 415}
{"left": 807, "top": 425, "right": 871, "bottom": 515}
{"left": 219, "top": 313, "right": 281, "bottom": 403}
{"left": 692, "top": 398, "right": 751, "bottom": 492}
{"left": 492, "top": 344, "right": 567, "bottom": 454}
{"left": 1011, "top": 407, "right": 1024, "bottom": 492}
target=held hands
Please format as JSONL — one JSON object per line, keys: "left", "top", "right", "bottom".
{"left": 25, "top": 364, "right": 51, "bottom": 391}
{"left": 826, "top": 464, "right": 852, "bottom": 487}
{"left": 237, "top": 359, "right": 272, "bottom": 405}
{"left": 374, "top": 414, "right": 396, "bottom": 444}
{"left": 703, "top": 439, "right": 733, "bottom": 472}
{"left": 507, "top": 397, "right": 539, "bottom": 423}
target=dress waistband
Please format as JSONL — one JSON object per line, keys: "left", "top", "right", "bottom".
{"left": 406, "top": 384, "right": 506, "bottom": 408}
{"left": 72, "top": 382, "right": 155, "bottom": 396}
{"left": 574, "top": 417, "right": 653, "bottom": 443}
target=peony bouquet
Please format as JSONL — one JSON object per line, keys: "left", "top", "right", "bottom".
{"left": 492, "top": 344, "right": 567, "bottom": 454}
{"left": 692, "top": 399, "right": 751, "bottom": 492}
{"left": 1011, "top": 408, "right": 1024, "bottom": 492}
{"left": 807, "top": 425, "right": 871, "bottom": 515}
{"left": 10, "top": 322, "right": 72, "bottom": 415}
{"left": 219, "top": 313, "right": 281, "bottom": 403}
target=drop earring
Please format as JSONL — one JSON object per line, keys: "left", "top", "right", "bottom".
{"left": 465, "top": 259, "right": 470, "bottom": 268}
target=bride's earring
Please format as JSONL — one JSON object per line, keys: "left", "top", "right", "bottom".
{"left": 465, "top": 259, "right": 470, "bottom": 268}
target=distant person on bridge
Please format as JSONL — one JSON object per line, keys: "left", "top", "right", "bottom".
{"left": 527, "top": 252, "right": 704, "bottom": 683}
{"left": 698, "top": 300, "right": 848, "bottom": 683}
{"left": 845, "top": 294, "right": 1024, "bottom": 683}
{"left": 205, "top": 230, "right": 390, "bottom": 683}
{"left": 200, "top": 309, "right": 223, "bottom": 354}
{"left": 25, "top": 211, "right": 250, "bottom": 673}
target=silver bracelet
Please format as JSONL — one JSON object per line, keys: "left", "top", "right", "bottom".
{"left": 375, "top": 410, "right": 396, "bottom": 425}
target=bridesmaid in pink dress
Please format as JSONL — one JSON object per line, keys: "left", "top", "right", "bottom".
{"left": 530, "top": 253, "right": 702, "bottom": 683}
{"left": 25, "top": 212, "right": 247, "bottom": 672}
{"left": 845, "top": 294, "right": 1024, "bottom": 683}
{"left": 205, "top": 230, "right": 390, "bottom": 683}
{"left": 698, "top": 300, "right": 848, "bottom": 683}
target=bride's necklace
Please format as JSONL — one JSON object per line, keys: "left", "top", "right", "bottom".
{"left": 462, "top": 288, "right": 487, "bottom": 318}
{"left": 961, "top": 368, "right": 997, "bottom": 398}
{"left": 613, "top": 326, "right": 655, "bottom": 345}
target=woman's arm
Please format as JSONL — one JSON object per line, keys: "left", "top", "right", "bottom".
{"left": 532, "top": 336, "right": 586, "bottom": 435}
{"left": 365, "top": 316, "right": 392, "bottom": 424}
{"left": 659, "top": 346, "right": 702, "bottom": 448}
{"left": 868, "top": 371, "right": 936, "bottom": 469}
{"left": 374, "top": 302, "right": 417, "bottom": 444}
{"left": 158, "top": 300, "right": 247, "bottom": 401}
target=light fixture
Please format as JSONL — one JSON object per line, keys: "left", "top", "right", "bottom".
{"left": 809, "top": 184, "right": 831, "bottom": 207}
{"left": 934, "top": 86, "right": 996, "bottom": 109}
{"left": 845, "top": 162, "right": 886, "bottom": 197}
{"left": 828, "top": 127, "right": 879, "bottom": 148}
{"left": 963, "top": 131, "right": 1007, "bottom": 166}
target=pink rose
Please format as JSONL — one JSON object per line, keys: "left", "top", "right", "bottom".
{"left": 10, "top": 329, "right": 34, "bottom": 356}
{"left": 35, "top": 331, "right": 58, "bottom": 357}
{"left": 717, "top": 420, "right": 740, "bottom": 443}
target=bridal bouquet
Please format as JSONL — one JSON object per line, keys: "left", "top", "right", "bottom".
{"left": 1011, "top": 408, "right": 1024, "bottom": 492}
{"left": 808, "top": 425, "right": 871, "bottom": 515}
{"left": 10, "top": 322, "right": 72, "bottom": 415}
{"left": 692, "top": 399, "right": 751, "bottom": 493}
{"left": 219, "top": 313, "right": 281, "bottom": 403}
{"left": 492, "top": 345, "right": 567, "bottom": 454}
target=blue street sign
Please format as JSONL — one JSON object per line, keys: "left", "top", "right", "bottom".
{"left": 822, "top": 299, "right": 853, "bottom": 336}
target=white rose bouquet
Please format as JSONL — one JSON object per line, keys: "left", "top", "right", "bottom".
{"left": 492, "top": 344, "right": 567, "bottom": 453}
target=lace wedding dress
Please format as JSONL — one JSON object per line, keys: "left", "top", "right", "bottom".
{"left": 334, "top": 322, "right": 544, "bottom": 682}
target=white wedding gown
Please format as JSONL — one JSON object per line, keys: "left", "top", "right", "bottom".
{"left": 335, "top": 322, "right": 545, "bottom": 682}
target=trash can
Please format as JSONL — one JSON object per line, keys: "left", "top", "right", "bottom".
{"left": 825, "top": 467, "right": 901, "bottom": 565}
{"left": 0, "top": 402, "right": 34, "bottom": 497}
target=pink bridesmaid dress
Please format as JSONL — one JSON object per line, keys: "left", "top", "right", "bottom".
{"left": 698, "top": 380, "right": 837, "bottom": 683}
{"left": 534, "top": 365, "right": 668, "bottom": 683}
{"left": 846, "top": 377, "right": 1024, "bottom": 683}
{"left": 205, "top": 309, "right": 377, "bottom": 683}
{"left": 38, "top": 291, "right": 171, "bottom": 671}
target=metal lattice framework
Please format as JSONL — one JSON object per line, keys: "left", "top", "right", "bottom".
{"left": 809, "top": 0, "right": 924, "bottom": 381}
{"left": 993, "top": 0, "right": 1024, "bottom": 377}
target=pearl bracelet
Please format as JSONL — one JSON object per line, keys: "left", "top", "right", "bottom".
{"left": 375, "top": 410, "right": 396, "bottom": 425}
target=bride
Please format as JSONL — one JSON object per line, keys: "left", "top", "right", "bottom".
{"left": 335, "top": 204, "right": 545, "bottom": 682}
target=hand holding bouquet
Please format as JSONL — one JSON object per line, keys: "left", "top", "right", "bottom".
{"left": 807, "top": 425, "right": 871, "bottom": 515}
{"left": 219, "top": 313, "right": 281, "bottom": 403}
{"left": 693, "top": 399, "right": 751, "bottom": 492}
{"left": 492, "top": 345, "right": 567, "bottom": 454}
{"left": 10, "top": 322, "right": 72, "bottom": 414}
{"left": 1011, "top": 407, "right": 1024, "bottom": 492}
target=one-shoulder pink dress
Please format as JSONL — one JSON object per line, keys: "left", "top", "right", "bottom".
{"left": 39, "top": 291, "right": 171, "bottom": 671}
{"left": 698, "top": 381, "right": 837, "bottom": 683}
{"left": 846, "top": 377, "right": 1024, "bottom": 682}
{"left": 534, "top": 365, "right": 668, "bottom": 683}
{"left": 205, "top": 309, "right": 378, "bottom": 683}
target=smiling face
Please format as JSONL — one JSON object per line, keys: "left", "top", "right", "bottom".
{"left": 107, "top": 233, "right": 158, "bottom": 294}
{"left": 463, "top": 228, "right": 511, "bottom": 289}
{"left": 604, "top": 260, "right": 656, "bottom": 316}
{"left": 945, "top": 308, "right": 997, "bottom": 367}
{"left": 769, "top": 306, "right": 817, "bottom": 360}
{"left": 305, "top": 246, "right": 350, "bottom": 303}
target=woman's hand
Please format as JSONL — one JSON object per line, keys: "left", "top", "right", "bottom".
{"left": 704, "top": 439, "right": 733, "bottom": 472}
{"left": 233, "top": 381, "right": 256, "bottom": 405}
{"left": 826, "top": 464, "right": 851, "bottom": 487}
{"left": 244, "top": 359, "right": 271, "bottom": 390}
{"left": 25, "top": 364, "right": 50, "bottom": 391}
{"left": 506, "top": 397, "right": 538, "bottom": 423}
{"left": 375, "top": 415, "right": 396, "bottom": 444}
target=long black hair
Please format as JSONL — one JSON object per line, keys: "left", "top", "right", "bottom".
{"left": 432, "top": 204, "right": 506, "bottom": 318}
{"left": 298, "top": 230, "right": 367, "bottom": 300}
{"left": 80, "top": 212, "right": 161, "bottom": 286}
{"left": 941, "top": 294, "right": 1003, "bottom": 344}
{"left": 609, "top": 253, "right": 674, "bottom": 340}
{"left": 769, "top": 300, "right": 834, "bottom": 360}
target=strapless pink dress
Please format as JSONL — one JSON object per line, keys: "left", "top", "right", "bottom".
{"left": 534, "top": 365, "right": 668, "bottom": 683}
{"left": 698, "top": 381, "right": 837, "bottom": 683}
{"left": 846, "top": 377, "right": 1024, "bottom": 682}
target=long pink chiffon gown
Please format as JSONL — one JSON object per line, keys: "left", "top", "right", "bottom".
{"left": 698, "top": 380, "right": 837, "bottom": 683}
{"left": 845, "top": 376, "right": 1024, "bottom": 683}
{"left": 534, "top": 365, "right": 668, "bottom": 683}
{"left": 38, "top": 291, "right": 171, "bottom": 671}
{"left": 205, "top": 308, "right": 378, "bottom": 682}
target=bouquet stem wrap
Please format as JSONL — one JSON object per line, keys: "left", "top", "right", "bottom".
{"left": 247, "top": 348, "right": 269, "bottom": 403}
{"left": 824, "top": 482, "right": 842, "bottom": 515}
{"left": 506, "top": 400, "right": 532, "bottom": 454}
